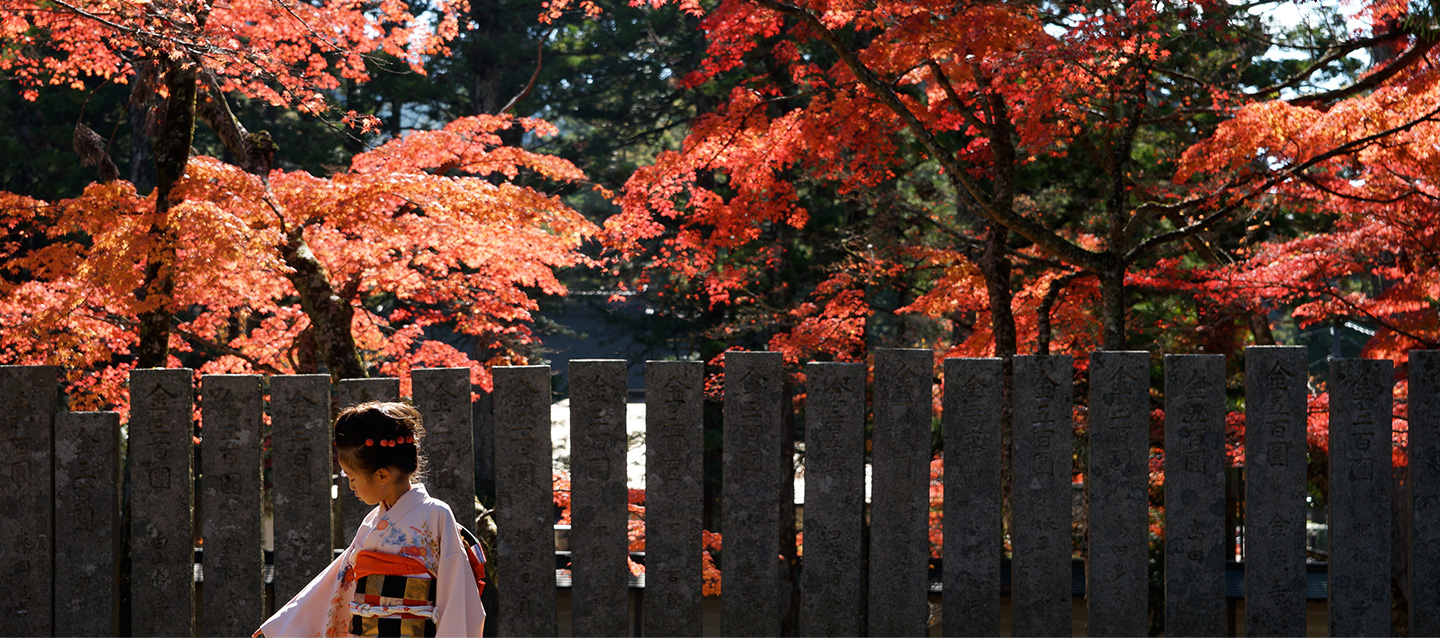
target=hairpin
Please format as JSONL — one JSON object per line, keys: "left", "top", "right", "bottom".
{"left": 365, "top": 439, "right": 375, "bottom": 446}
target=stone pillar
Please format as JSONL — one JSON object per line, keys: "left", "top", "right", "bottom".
{"left": 1243, "top": 346, "right": 1308, "bottom": 636}
{"left": 568, "top": 360, "right": 629, "bottom": 636}
{"left": 414, "top": 368, "right": 475, "bottom": 532}
{"left": 1412, "top": 350, "right": 1440, "bottom": 636}
{"left": 492, "top": 365, "right": 556, "bottom": 636}
{"left": 1085, "top": 351, "right": 1150, "bottom": 637}
{"left": 1328, "top": 358, "right": 1394, "bottom": 637}
{"left": 199, "top": 374, "right": 264, "bottom": 636}
{"left": 0, "top": 365, "right": 56, "bottom": 637}
{"left": 868, "top": 349, "right": 933, "bottom": 637}
{"left": 129, "top": 368, "right": 196, "bottom": 637}
{"left": 800, "top": 362, "right": 865, "bottom": 637}
{"left": 721, "top": 351, "right": 784, "bottom": 637}
{"left": 643, "top": 361, "right": 704, "bottom": 637}
{"left": 1011, "top": 355, "right": 1074, "bottom": 637}
{"left": 268, "top": 375, "right": 332, "bottom": 607}
{"left": 54, "top": 410, "right": 121, "bottom": 636}
{"left": 1163, "top": 355, "right": 1226, "bottom": 637}
{"left": 335, "top": 378, "right": 400, "bottom": 547}
{"left": 941, "top": 358, "right": 1002, "bottom": 637}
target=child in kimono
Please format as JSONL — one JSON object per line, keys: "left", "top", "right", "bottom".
{"left": 257, "top": 401, "right": 487, "bottom": 637}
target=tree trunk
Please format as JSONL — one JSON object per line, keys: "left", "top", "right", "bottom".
{"left": 193, "top": 86, "right": 365, "bottom": 380}
{"left": 1249, "top": 312, "right": 1277, "bottom": 345}
{"left": 981, "top": 222, "right": 1017, "bottom": 358}
{"left": 135, "top": 63, "right": 197, "bottom": 368}
{"left": 1099, "top": 261, "right": 1127, "bottom": 351}
{"left": 279, "top": 227, "right": 368, "bottom": 379}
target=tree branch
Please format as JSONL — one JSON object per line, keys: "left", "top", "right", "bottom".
{"left": 1125, "top": 101, "right": 1440, "bottom": 263}
{"left": 748, "top": 0, "right": 1107, "bottom": 272}
{"left": 172, "top": 324, "right": 286, "bottom": 374}
{"left": 1245, "top": 29, "right": 1407, "bottom": 99}
{"left": 497, "top": 27, "right": 553, "bottom": 115}
{"left": 1289, "top": 33, "right": 1438, "bottom": 107}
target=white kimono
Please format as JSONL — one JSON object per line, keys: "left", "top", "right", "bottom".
{"left": 258, "top": 484, "right": 486, "bottom": 637}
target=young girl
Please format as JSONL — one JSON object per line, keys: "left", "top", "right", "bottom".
{"left": 257, "top": 402, "right": 486, "bottom": 637}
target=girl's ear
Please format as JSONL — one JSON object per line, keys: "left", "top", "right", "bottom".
{"left": 374, "top": 467, "right": 391, "bottom": 485}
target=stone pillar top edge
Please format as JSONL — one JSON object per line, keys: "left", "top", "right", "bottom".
{"left": 1090, "top": 350, "right": 1152, "bottom": 355}
{"left": 0, "top": 364, "right": 60, "bottom": 371}
{"left": 1245, "top": 345, "right": 1306, "bottom": 351}
{"left": 492, "top": 365, "right": 551, "bottom": 371}
{"left": 61, "top": 410, "right": 121, "bottom": 416}
{"left": 942, "top": 356, "right": 1004, "bottom": 361}
{"left": 411, "top": 367, "right": 473, "bottom": 373}
{"left": 805, "top": 361, "right": 865, "bottom": 367}
{"left": 131, "top": 367, "right": 195, "bottom": 374}
{"left": 644, "top": 359, "right": 702, "bottom": 366}
{"left": 568, "top": 359, "right": 628, "bottom": 364}
{"left": 270, "top": 373, "right": 333, "bottom": 379}
{"left": 1015, "top": 354, "right": 1075, "bottom": 361}
{"left": 1163, "top": 353, "right": 1224, "bottom": 360}
{"left": 199, "top": 373, "right": 265, "bottom": 379}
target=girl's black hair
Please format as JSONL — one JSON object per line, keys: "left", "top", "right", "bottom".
{"left": 333, "top": 401, "right": 426, "bottom": 478}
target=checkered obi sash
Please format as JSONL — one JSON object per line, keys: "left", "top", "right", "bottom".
{"left": 344, "top": 550, "right": 437, "bottom": 637}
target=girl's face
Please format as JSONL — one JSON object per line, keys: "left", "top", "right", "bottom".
{"left": 338, "top": 457, "right": 390, "bottom": 506}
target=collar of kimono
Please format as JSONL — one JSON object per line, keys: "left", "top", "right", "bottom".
{"left": 345, "top": 549, "right": 433, "bottom": 583}
{"left": 380, "top": 482, "right": 427, "bottom": 521}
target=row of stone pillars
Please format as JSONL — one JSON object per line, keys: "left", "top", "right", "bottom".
{"left": 3, "top": 347, "right": 1439, "bottom": 636}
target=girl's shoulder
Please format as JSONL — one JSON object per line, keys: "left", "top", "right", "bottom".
{"left": 408, "top": 485, "right": 460, "bottom": 525}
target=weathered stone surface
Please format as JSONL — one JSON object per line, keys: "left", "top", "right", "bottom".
{"left": 129, "top": 367, "right": 196, "bottom": 637}
{"left": 1243, "top": 347, "right": 1308, "bottom": 637}
{"left": 200, "top": 374, "right": 265, "bottom": 636}
{"left": 1011, "top": 355, "right": 1074, "bottom": 638}
{"left": 942, "top": 358, "right": 1002, "bottom": 638}
{"left": 644, "top": 361, "right": 704, "bottom": 638}
{"left": 1412, "top": 351, "right": 1440, "bottom": 637}
{"left": 1163, "top": 355, "right": 1226, "bottom": 638}
{"left": 492, "top": 365, "right": 556, "bottom": 637}
{"left": 568, "top": 360, "right": 629, "bottom": 637}
{"left": 801, "top": 362, "right": 865, "bottom": 637}
{"left": 1085, "top": 351, "right": 1150, "bottom": 637}
{"left": 268, "top": 375, "right": 333, "bottom": 608}
{"left": 335, "top": 378, "right": 400, "bottom": 547}
{"left": 868, "top": 349, "right": 933, "bottom": 637}
{"left": 414, "top": 368, "right": 475, "bottom": 533}
{"left": 0, "top": 365, "right": 56, "bottom": 637}
{"left": 1328, "top": 358, "right": 1394, "bottom": 637}
{"left": 721, "top": 351, "right": 784, "bottom": 637}
{"left": 54, "top": 410, "right": 121, "bottom": 637}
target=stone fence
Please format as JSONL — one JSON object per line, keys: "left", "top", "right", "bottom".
{"left": 2, "top": 347, "right": 1438, "bottom": 636}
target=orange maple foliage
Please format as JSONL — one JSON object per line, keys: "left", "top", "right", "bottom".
{"left": 0, "top": 115, "right": 597, "bottom": 407}
{"left": 566, "top": 0, "right": 1438, "bottom": 368}
{"left": 0, "top": 0, "right": 461, "bottom": 108}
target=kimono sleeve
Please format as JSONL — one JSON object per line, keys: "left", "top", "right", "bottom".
{"left": 431, "top": 510, "right": 486, "bottom": 638}
{"left": 255, "top": 547, "right": 355, "bottom": 638}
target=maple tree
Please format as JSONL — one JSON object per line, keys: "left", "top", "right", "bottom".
{"left": 562, "top": 0, "right": 1438, "bottom": 372}
{"left": 0, "top": 0, "right": 466, "bottom": 371}
{"left": 0, "top": 112, "right": 598, "bottom": 408}
{"left": 0, "top": 0, "right": 615, "bottom": 405}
